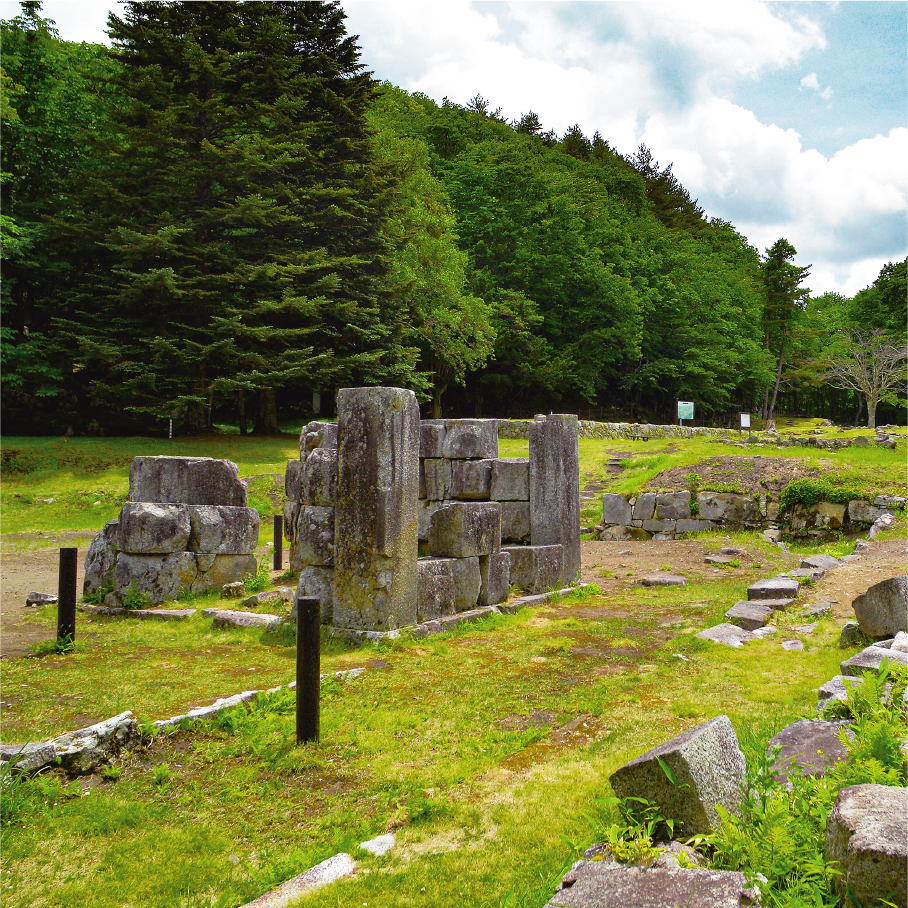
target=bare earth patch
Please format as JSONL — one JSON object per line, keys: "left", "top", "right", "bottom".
{"left": 645, "top": 455, "right": 819, "bottom": 497}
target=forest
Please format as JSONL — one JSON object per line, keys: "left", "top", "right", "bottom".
{"left": 2, "top": 0, "right": 905, "bottom": 435}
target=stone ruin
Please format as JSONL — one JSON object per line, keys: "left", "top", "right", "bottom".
{"left": 283, "top": 387, "right": 581, "bottom": 634}
{"left": 84, "top": 456, "right": 259, "bottom": 605}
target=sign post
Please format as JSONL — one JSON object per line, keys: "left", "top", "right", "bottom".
{"left": 677, "top": 400, "right": 694, "bottom": 426}
{"left": 740, "top": 413, "right": 751, "bottom": 435}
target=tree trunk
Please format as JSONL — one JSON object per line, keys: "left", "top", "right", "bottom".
{"left": 431, "top": 384, "right": 444, "bottom": 419}
{"left": 853, "top": 395, "right": 862, "bottom": 427}
{"left": 184, "top": 403, "right": 207, "bottom": 434}
{"left": 238, "top": 391, "right": 247, "bottom": 437}
{"left": 252, "top": 388, "right": 280, "bottom": 435}
{"left": 766, "top": 337, "right": 786, "bottom": 425}
{"left": 867, "top": 398, "right": 877, "bottom": 430}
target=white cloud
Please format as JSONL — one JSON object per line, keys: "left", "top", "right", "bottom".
{"left": 800, "top": 73, "right": 821, "bottom": 90}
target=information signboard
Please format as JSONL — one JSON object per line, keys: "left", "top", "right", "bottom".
{"left": 677, "top": 400, "right": 694, "bottom": 422}
{"left": 740, "top": 413, "right": 751, "bottom": 429}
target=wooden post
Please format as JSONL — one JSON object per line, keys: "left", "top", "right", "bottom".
{"left": 273, "top": 514, "right": 283, "bottom": 571}
{"left": 57, "top": 547, "right": 78, "bottom": 644}
{"left": 295, "top": 596, "right": 320, "bottom": 744}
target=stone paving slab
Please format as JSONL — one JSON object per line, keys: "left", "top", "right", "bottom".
{"left": 202, "top": 608, "right": 284, "bottom": 630}
{"left": 696, "top": 623, "right": 755, "bottom": 648}
{"left": 724, "top": 601, "right": 773, "bottom": 630}
{"left": 747, "top": 576, "right": 799, "bottom": 601}
{"left": 639, "top": 574, "right": 687, "bottom": 587}
{"left": 82, "top": 604, "right": 197, "bottom": 620}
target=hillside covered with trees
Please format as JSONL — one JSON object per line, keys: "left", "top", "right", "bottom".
{"left": 2, "top": 1, "right": 905, "bottom": 434}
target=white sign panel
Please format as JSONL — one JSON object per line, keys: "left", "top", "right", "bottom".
{"left": 740, "top": 413, "right": 751, "bottom": 429}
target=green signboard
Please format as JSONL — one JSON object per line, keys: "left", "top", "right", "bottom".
{"left": 677, "top": 400, "right": 694, "bottom": 421}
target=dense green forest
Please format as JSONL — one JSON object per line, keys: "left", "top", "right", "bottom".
{"left": 2, "top": 1, "right": 905, "bottom": 434}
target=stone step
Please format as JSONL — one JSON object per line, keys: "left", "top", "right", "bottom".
{"left": 696, "top": 623, "right": 755, "bottom": 648}
{"left": 747, "top": 576, "right": 799, "bottom": 601}
{"left": 724, "top": 601, "right": 773, "bottom": 630}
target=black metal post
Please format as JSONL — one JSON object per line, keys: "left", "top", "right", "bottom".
{"left": 273, "top": 514, "right": 283, "bottom": 571}
{"left": 57, "top": 547, "right": 78, "bottom": 644}
{"left": 296, "top": 596, "right": 320, "bottom": 744}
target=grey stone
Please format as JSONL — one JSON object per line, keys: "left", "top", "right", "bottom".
{"left": 128, "top": 456, "right": 246, "bottom": 506}
{"left": 632, "top": 492, "right": 657, "bottom": 521}
{"left": 802, "top": 602, "right": 831, "bottom": 618}
{"left": 240, "top": 589, "right": 290, "bottom": 609}
{"left": 479, "top": 551, "right": 511, "bottom": 606}
{"left": 83, "top": 519, "right": 119, "bottom": 598}
{"left": 116, "top": 502, "right": 191, "bottom": 554}
{"left": 839, "top": 621, "right": 870, "bottom": 648}
{"left": 642, "top": 519, "right": 676, "bottom": 534}
{"left": 442, "top": 419, "right": 498, "bottom": 459}
{"left": 639, "top": 574, "right": 686, "bottom": 587}
{"left": 753, "top": 598, "right": 795, "bottom": 611}
{"left": 293, "top": 566, "right": 335, "bottom": 624}
{"left": 751, "top": 625, "right": 778, "bottom": 638}
{"left": 790, "top": 502, "right": 846, "bottom": 530}
{"left": 238, "top": 852, "right": 356, "bottom": 908}
{"left": 890, "top": 631, "right": 908, "bottom": 653}
{"left": 609, "top": 715, "right": 746, "bottom": 837}
{"left": 747, "top": 576, "right": 799, "bottom": 601}
{"left": 113, "top": 552, "right": 199, "bottom": 604}
{"left": 868, "top": 512, "right": 898, "bottom": 539}
{"left": 826, "top": 784, "right": 908, "bottom": 908}
{"left": 841, "top": 644, "right": 908, "bottom": 677}
{"left": 417, "top": 499, "right": 445, "bottom": 542}
{"left": 334, "top": 387, "right": 420, "bottom": 632}
{"left": 451, "top": 556, "right": 482, "bottom": 612}
{"left": 852, "top": 435, "right": 871, "bottom": 447}
{"left": 282, "top": 500, "right": 298, "bottom": 542}
{"left": 422, "top": 459, "right": 452, "bottom": 500}
{"left": 187, "top": 505, "right": 259, "bottom": 555}
{"left": 725, "top": 601, "right": 773, "bottom": 630}
{"left": 675, "top": 518, "right": 715, "bottom": 534}
{"left": 419, "top": 420, "right": 446, "bottom": 458}
{"left": 598, "top": 525, "right": 651, "bottom": 541}
{"left": 720, "top": 547, "right": 745, "bottom": 556}
{"left": 25, "top": 591, "right": 57, "bottom": 608}
{"left": 51, "top": 711, "right": 140, "bottom": 775}
{"left": 359, "top": 833, "right": 395, "bottom": 856}
{"left": 818, "top": 675, "right": 866, "bottom": 707}
{"left": 529, "top": 414, "right": 581, "bottom": 585}
{"left": 301, "top": 447, "right": 338, "bottom": 507}
{"left": 853, "top": 539, "right": 870, "bottom": 553}
{"left": 450, "top": 458, "right": 494, "bottom": 499}
{"left": 299, "top": 421, "right": 338, "bottom": 457}
{"left": 294, "top": 506, "right": 335, "bottom": 566}
{"left": 801, "top": 554, "right": 842, "bottom": 572}
{"left": 874, "top": 495, "right": 906, "bottom": 509}
{"left": 416, "top": 558, "right": 456, "bottom": 621}
{"left": 428, "top": 502, "right": 501, "bottom": 558}
{"left": 793, "top": 622, "right": 819, "bottom": 634}
{"left": 788, "top": 567, "right": 823, "bottom": 582}
{"left": 781, "top": 639, "right": 804, "bottom": 651}
{"left": 285, "top": 459, "right": 303, "bottom": 501}
{"left": 705, "top": 555, "right": 734, "bottom": 565}
{"left": 203, "top": 608, "right": 283, "bottom": 630}
{"left": 503, "top": 544, "right": 564, "bottom": 594}
{"left": 500, "top": 500, "right": 531, "bottom": 543}
{"left": 847, "top": 499, "right": 887, "bottom": 524}
{"left": 490, "top": 458, "right": 530, "bottom": 501}
{"left": 852, "top": 576, "right": 908, "bottom": 638}
{"left": 601, "top": 494, "right": 633, "bottom": 526}
{"left": 655, "top": 491, "right": 691, "bottom": 520}
{"left": 696, "top": 492, "right": 759, "bottom": 523}
{"left": 0, "top": 742, "right": 58, "bottom": 774}
{"left": 696, "top": 623, "right": 755, "bottom": 648}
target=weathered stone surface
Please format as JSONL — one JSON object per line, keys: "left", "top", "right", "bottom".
{"left": 801, "top": 554, "right": 842, "bottom": 572}
{"left": 609, "top": 716, "right": 746, "bottom": 837}
{"left": 187, "top": 505, "right": 259, "bottom": 555}
{"left": 51, "top": 711, "right": 140, "bottom": 775}
{"left": 642, "top": 519, "right": 676, "bottom": 534}
{"left": 852, "top": 435, "right": 871, "bottom": 447}
{"left": 192, "top": 554, "right": 257, "bottom": 596}
{"left": 632, "top": 492, "right": 657, "bottom": 521}
{"left": 655, "top": 491, "right": 691, "bottom": 520}
{"left": 500, "top": 500, "right": 531, "bottom": 543}
{"left": 504, "top": 544, "right": 564, "bottom": 594}
{"left": 851, "top": 576, "right": 908, "bottom": 638}
{"left": 428, "top": 502, "right": 501, "bottom": 558}
{"left": 334, "top": 387, "right": 420, "bottom": 632}
{"left": 419, "top": 420, "right": 446, "bottom": 458}
{"left": 127, "top": 607, "right": 196, "bottom": 621}
{"left": 301, "top": 447, "right": 338, "bottom": 507}
{"left": 545, "top": 861, "right": 756, "bottom": 908}
{"left": 725, "top": 601, "right": 773, "bottom": 630}
{"left": 529, "top": 414, "right": 581, "bottom": 585}
{"left": 874, "top": 495, "right": 906, "bottom": 509}
{"left": 117, "top": 502, "right": 191, "bottom": 554}
{"left": 285, "top": 459, "right": 303, "bottom": 501}
{"left": 241, "top": 589, "right": 291, "bottom": 609}
{"left": 83, "top": 519, "right": 119, "bottom": 597}
{"left": 705, "top": 555, "right": 734, "bottom": 565}
{"left": 299, "top": 421, "right": 337, "bottom": 457}
{"left": 450, "top": 458, "right": 494, "bottom": 500}
{"left": 25, "top": 591, "right": 57, "bottom": 608}
{"left": 818, "top": 675, "right": 866, "bottom": 708}
{"left": 847, "top": 499, "right": 887, "bottom": 524}
{"left": 826, "top": 785, "right": 908, "bottom": 908}
{"left": 128, "top": 456, "right": 246, "bottom": 506}
{"left": 113, "top": 552, "right": 199, "bottom": 604}
{"left": 788, "top": 567, "right": 823, "bottom": 582}
{"left": 769, "top": 719, "right": 850, "bottom": 783}
{"left": 757, "top": 598, "right": 796, "bottom": 612}
{"left": 238, "top": 852, "right": 356, "bottom": 908}
{"left": 890, "top": 631, "right": 908, "bottom": 653}
{"left": 839, "top": 621, "right": 870, "bottom": 648}
{"left": 0, "top": 742, "right": 58, "bottom": 774}
{"left": 479, "top": 551, "right": 511, "bottom": 606}
{"left": 416, "top": 558, "right": 456, "bottom": 621}
{"left": 868, "top": 512, "right": 898, "bottom": 538}
{"left": 359, "top": 833, "right": 396, "bottom": 857}
{"left": 283, "top": 500, "right": 298, "bottom": 542}
{"left": 640, "top": 573, "right": 686, "bottom": 587}
{"left": 294, "top": 506, "right": 335, "bottom": 566}
{"left": 696, "top": 492, "right": 759, "bottom": 523}
{"left": 417, "top": 499, "right": 445, "bottom": 542}
{"left": 598, "top": 525, "right": 651, "bottom": 541}
{"left": 490, "top": 458, "right": 530, "bottom": 501}
{"left": 602, "top": 494, "right": 633, "bottom": 526}
{"left": 841, "top": 644, "right": 908, "bottom": 677}
{"left": 293, "top": 565, "right": 335, "bottom": 624}
{"left": 203, "top": 608, "right": 283, "bottom": 630}
{"left": 782, "top": 639, "right": 804, "bottom": 651}
{"left": 790, "top": 501, "right": 846, "bottom": 530}
{"left": 442, "top": 419, "right": 498, "bottom": 459}
{"left": 675, "top": 518, "right": 715, "bottom": 534}
{"left": 802, "top": 601, "right": 831, "bottom": 618}
{"left": 451, "top": 556, "right": 482, "bottom": 612}
{"left": 748, "top": 576, "right": 799, "bottom": 601}
{"left": 422, "top": 458, "right": 452, "bottom": 500}
{"left": 696, "top": 623, "right": 755, "bottom": 648}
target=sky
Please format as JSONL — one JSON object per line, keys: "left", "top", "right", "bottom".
{"left": 4, "top": 0, "right": 906, "bottom": 298}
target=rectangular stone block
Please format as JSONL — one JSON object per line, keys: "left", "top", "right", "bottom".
{"left": 334, "top": 387, "right": 420, "bottom": 631}
{"left": 503, "top": 544, "right": 563, "bottom": 594}
{"left": 725, "top": 601, "right": 773, "bottom": 630}
{"left": 294, "top": 505, "right": 335, "bottom": 566}
{"left": 697, "top": 492, "right": 759, "bottom": 523}
{"left": 633, "top": 492, "right": 656, "bottom": 521}
{"left": 117, "top": 502, "right": 190, "bottom": 554}
{"left": 642, "top": 518, "right": 675, "bottom": 534}
{"left": 529, "top": 415, "right": 581, "bottom": 585}
{"left": 423, "top": 459, "right": 452, "bottom": 500}
{"left": 188, "top": 505, "right": 260, "bottom": 555}
{"left": 428, "top": 502, "right": 501, "bottom": 558}
{"left": 442, "top": 419, "right": 499, "bottom": 459}
{"left": 490, "top": 458, "right": 530, "bottom": 501}
{"left": 192, "top": 553, "right": 257, "bottom": 596}
{"left": 293, "top": 565, "right": 335, "bottom": 624}
{"left": 479, "top": 551, "right": 511, "bottom": 606}
{"left": 299, "top": 421, "right": 338, "bottom": 458}
{"left": 451, "top": 556, "right": 481, "bottom": 612}
{"left": 285, "top": 459, "right": 303, "bottom": 501}
{"left": 500, "top": 501, "right": 530, "bottom": 543}
{"left": 129, "top": 456, "right": 247, "bottom": 507}
{"left": 283, "top": 500, "right": 298, "bottom": 542}
{"left": 748, "top": 577, "right": 800, "bottom": 601}
{"left": 416, "top": 558, "right": 456, "bottom": 621}
{"left": 450, "top": 459, "right": 493, "bottom": 500}
{"left": 301, "top": 447, "right": 337, "bottom": 507}
{"left": 655, "top": 491, "right": 691, "bottom": 520}
{"left": 114, "top": 551, "right": 199, "bottom": 604}
{"left": 419, "top": 420, "right": 446, "bottom": 458}
{"left": 675, "top": 518, "right": 715, "bottom": 534}
{"left": 602, "top": 493, "right": 633, "bottom": 526}
{"left": 417, "top": 499, "right": 446, "bottom": 542}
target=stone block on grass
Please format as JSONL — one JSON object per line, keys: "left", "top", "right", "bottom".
{"left": 608, "top": 715, "right": 746, "bottom": 837}
{"left": 293, "top": 565, "right": 335, "bottom": 624}
{"left": 479, "top": 551, "right": 511, "bottom": 606}
{"left": 696, "top": 623, "right": 755, "bottom": 648}
{"left": 503, "top": 544, "right": 563, "bottom": 594}
{"left": 769, "top": 719, "right": 850, "bottom": 784}
{"left": 128, "top": 456, "right": 247, "bottom": 507}
{"left": 428, "top": 502, "right": 501, "bottom": 558}
{"left": 416, "top": 558, "right": 456, "bottom": 622}
{"left": 747, "top": 576, "right": 800, "bottom": 601}
{"left": 639, "top": 573, "right": 686, "bottom": 587}
{"left": 840, "top": 644, "right": 908, "bottom": 677}
{"left": 801, "top": 554, "right": 842, "bottom": 572}
{"left": 725, "top": 601, "right": 773, "bottom": 630}
{"left": 851, "top": 576, "right": 908, "bottom": 638}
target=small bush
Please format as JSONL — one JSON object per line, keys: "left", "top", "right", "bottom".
{"left": 244, "top": 554, "right": 271, "bottom": 593}
{"left": 779, "top": 478, "right": 865, "bottom": 513}
{"left": 122, "top": 581, "right": 152, "bottom": 611}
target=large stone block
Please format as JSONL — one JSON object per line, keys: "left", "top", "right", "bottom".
{"left": 192, "top": 554, "right": 257, "bottom": 596}
{"left": 725, "top": 601, "right": 773, "bottom": 630}
{"left": 490, "top": 458, "right": 530, "bottom": 501}
{"left": 790, "top": 501, "right": 846, "bottom": 530}
{"left": 428, "top": 502, "right": 501, "bottom": 558}
{"left": 450, "top": 458, "right": 494, "bottom": 500}
{"left": 826, "top": 785, "right": 908, "bottom": 908}
{"left": 442, "top": 419, "right": 498, "bottom": 459}
{"left": 419, "top": 420, "right": 446, "bottom": 458}
{"left": 675, "top": 518, "right": 715, "bottom": 534}
{"left": 748, "top": 576, "right": 800, "bottom": 601}
{"left": 801, "top": 554, "right": 842, "bottom": 573}
{"left": 655, "top": 491, "right": 691, "bottom": 520}
{"left": 285, "top": 459, "right": 303, "bottom": 501}
{"left": 294, "top": 506, "right": 335, "bottom": 566}
{"left": 128, "top": 456, "right": 246, "bottom": 506}
{"left": 293, "top": 565, "right": 335, "bottom": 624}
{"left": 632, "top": 492, "right": 656, "bottom": 521}
{"left": 416, "top": 558, "right": 456, "bottom": 622}
{"left": 847, "top": 499, "right": 887, "bottom": 524}
{"left": 479, "top": 552, "right": 511, "bottom": 606}
{"left": 608, "top": 716, "right": 746, "bottom": 837}
{"left": 423, "top": 459, "right": 453, "bottom": 500}
{"left": 500, "top": 501, "right": 530, "bottom": 543}
{"left": 852, "top": 576, "right": 908, "bottom": 638}
{"left": 334, "top": 387, "right": 420, "bottom": 631}
{"left": 283, "top": 500, "right": 298, "bottom": 542}
{"left": 696, "top": 492, "right": 759, "bottom": 523}
{"left": 769, "top": 719, "right": 850, "bottom": 784}
{"left": 299, "top": 421, "right": 338, "bottom": 457}
{"left": 417, "top": 499, "right": 445, "bottom": 542}
{"left": 601, "top": 494, "right": 632, "bottom": 526}
{"left": 83, "top": 519, "right": 119, "bottom": 597}
{"left": 643, "top": 518, "right": 675, "bottom": 534}
{"left": 188, "top": 505, "right": 259, "bottom": 554}
{"left": 117, "top": 502, "right": 191, "bottom": 554}
{"left": 503, "top": 544, "right": 563, "bottom": 594}
{"left": 113, "top": 552, "right": 199, "bottom": 604}
{"left": 529, "top": 415, "right": 581, "bottom": 585}
{"left": 451, "top": 556, "right": 482, "bottom": 612}
{"left": 301, "top": 447, "right": 338, "bottom": 507}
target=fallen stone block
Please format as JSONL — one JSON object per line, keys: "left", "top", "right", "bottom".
{"left": 500, "top": 500, "right": 531, "bottom": 543}
{"left": 851, "top": 576, "right": 907, "bottom": 638}
{"left": 203, "top": 609, "right": 284, "bottom": 631}
{"left": 503, "top": 544, "right": 563, "bottom": 594}
{"left": 428, "top": 502, "right": 501, "bottom": 558}
{"left": 782, "top": 639, "right": 804, "bottom": 651}
{"left": 187, "top": 505, "right": 259, "bottom": 555}
{"left": 416, "top": 558, "right": 456, "bottom": 621}
{"left": 696, "top": 623, "right": 755, "bottom": 648}
{"left": 890, "top": 631, "right": 908, "bottom": 653}
{"left": 826, "top": 784, "right": 908, "bottom": 908}
{"left": 601, "top": 493, "right": 633, "bottom": 526}
{"left": 788, "top": 567, "right": 823, "bottom": 582}
{"left": 841, "top": 644, "right": 908, "bottom": 677}
{"left": 451, "top": 556, "right": 481, "bottom": 612}
{"left": 128, "top": 456, "right": 247, "bottom": 506}
{"left": 704, "top": 555, "right": 734, "bottom": 565}
{"left": 847, "top": 499, "right": 888, "bottom": 524}
{"left": 801, "top": 554, "right": 842, "bottom": 572}
{"left": 25, "top": 591, "right": 57, "bottom": 608}
{"left": 751, "top": 626, "right": 777, "bottom": 638}
{"left": 769, "top": 719, "right": 850, "bottom": 784}
{"left": 450, "top": 458, "right": 494, "bottom": 499}
{"left": 639, "top": 573, "right": 686, "bottom": 587}
{"left": 725, "top": 601, "right": 773, "bottom": 630}
{"left": 51, "top": 711, "right": 140, "bottom": 775}
{"left": 839, "top": 621, "right": 870, "bottom": 648}
{"left": 442, "top": 419, "right": 498, "bottom": 459}
{"left": 479, "top": 551, "right": 511, "bottom": 606}
{"left": 490, "top": 458, "right": 529, "bottom": 501}
{"left": 793, "top": 622, "right": 818, "bottom": 634}
{"left": 747, "top": 576, "right": 799, "bottom": 601}
{"left": 609, "top": 715, "right": 746, "bottom": 836}
{"left": 117, "top": 502, "right": 191, "bottom": 554}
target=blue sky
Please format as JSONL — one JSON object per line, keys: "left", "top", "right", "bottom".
{"left": 4, "top": 0, "right": 906, "bottom": 297}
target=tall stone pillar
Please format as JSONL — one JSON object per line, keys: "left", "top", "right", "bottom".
{"left": 334, "top": 387, "right": 420, "bottom": 631}
{"left": 529, "top": 414, "right": 581, "bottom": 585}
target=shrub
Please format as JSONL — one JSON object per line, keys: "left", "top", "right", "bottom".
{"left": 779, "top": 478, "right": 864, "bottom": 513}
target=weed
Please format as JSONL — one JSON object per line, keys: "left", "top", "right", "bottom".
{"left": 152, "top": 763, "right": 171, "bottom": 789}
{"left": 244, "top": 555, "right": 271, "bottom": 593}
{"left": 686, "top": 473, "right": 701, "bottom": 514}
{"left": 30, "top": 635, "right": 76, "bottom": 657}
{"left": 101, "top": 764, "right": 121, "bottom": 782}
{"left": 122, "top": 581, "right": 153, "bottom": 611}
